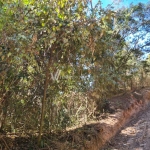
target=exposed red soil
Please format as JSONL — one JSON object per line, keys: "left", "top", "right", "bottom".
{"left": 79, "top": 87, "right": 150, "bottom": 150}
{"left": 102, "top": 103, "right": 150, "bottom": 150}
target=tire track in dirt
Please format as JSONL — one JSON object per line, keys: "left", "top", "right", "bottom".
{"left": 102, "top": 104, "right": 150, "bottom": 150}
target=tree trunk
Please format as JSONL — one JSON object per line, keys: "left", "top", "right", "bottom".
{"left": 130, "top": 78, "right": 133, "bottom": 90}
{"left": 38, "top": 61, "right": 51, "bottom": 145}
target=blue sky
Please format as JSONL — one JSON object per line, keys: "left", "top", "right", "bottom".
{"left": 92, "top": 0, "right": 150, "bottom": 8}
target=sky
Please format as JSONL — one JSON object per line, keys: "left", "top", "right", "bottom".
{"left": 92, "top": 0, "right": 150, "bottom": 57}
{"left": 92, "top": 0, "right": 150, "bottom": 8}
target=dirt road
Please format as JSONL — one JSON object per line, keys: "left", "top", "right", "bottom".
{"left": 102, "top": 104, "right": 150, "bottom": 150}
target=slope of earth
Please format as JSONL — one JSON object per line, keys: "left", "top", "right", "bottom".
{"left": 102, "top": 100, "right": 150, "bottom": 150}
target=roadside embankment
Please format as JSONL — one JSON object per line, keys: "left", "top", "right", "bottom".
{"left": 81, "top": 88, "right": 150, "bottom": 150}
